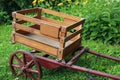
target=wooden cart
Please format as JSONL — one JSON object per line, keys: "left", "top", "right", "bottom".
{"left": 10, "top": 8, "right": 120, "bottom": 80}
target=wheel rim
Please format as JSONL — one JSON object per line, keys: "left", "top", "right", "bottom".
{"left": 10, "top": 50, "right": 42, "bottom": 80}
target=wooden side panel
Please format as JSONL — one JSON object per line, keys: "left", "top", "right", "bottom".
{"left": 65, "top": 29, "right": 82, "bottom": 42}
{"left": 16, "top": 8, "right": 38, "bottom": 14}
{"left": 41, "top": 16, "right": 68, "bottom": 26}
{"left": 63, "top": 39, "right": 81, "bottom": 58}
{"left": 40, "top": 23, "right": 60, "bottom": 38}
{"left": 14, "top": 33, "right": 58, "bottom": 56}
{"left": 41, "top": 8, "right": 81, "bottom": 21}
{"left": 64, "top": 18, "right": 82, "bottom": 42}
{"left": 64, "top": 18, "right": 76, "bottom": 24}
{"left": 66, "top": 18, "right": 85, "bottom": 31}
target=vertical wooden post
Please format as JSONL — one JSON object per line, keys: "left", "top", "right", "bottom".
{"left": 11, "top": 12, "right": 16, "bottom": 43}
{"left": 12, "top": 12, "right": 17, "bottom": 31}
{"left": 37, "top": 8, "right": 42, "bottom": 19}
{"left": 57, "top": 27, "right": 67, "bottom": 60}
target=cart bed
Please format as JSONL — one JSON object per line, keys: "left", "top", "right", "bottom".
{"left": 12, "top": 8, "right": 85, "bottom": 60}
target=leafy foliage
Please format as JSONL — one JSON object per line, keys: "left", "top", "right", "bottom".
{"left": 82, "top": 0, "right": 120, "bottom": 44}
{"left": 0, "top": 0, "right": 33, "bottom": 24}
{"left": 0, "top": 0, "right": 120, "bottom": 44}
{"left": 59, "top": 0, "right": 120, "bottom": 44}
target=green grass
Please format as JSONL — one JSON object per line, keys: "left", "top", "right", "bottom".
{"left": 0, "top": 24, "right": 120, "bottom": 80}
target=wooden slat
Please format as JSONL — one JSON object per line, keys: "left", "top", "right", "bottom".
{"left": 25, "top": 34, "right": 59, "bottom": 48}
{"left": 16, "top": 16, "right": 39, "bottom": 24}
{"left": 64, "top": 18, "right": 76, "bottom": 24}
{"left": 15, "top": 33, "right": 58, "bottom": 56}
{"left": 16, "top": 8, "right": 38, "bottom": 14}
{"left": 65, "top": 29, "right": 82, "bottom": 42}
{"left": 66, "top": 18, "right": 85, "bottom": 31}
{"left": 40, "top": 23, "right": 60, "bottom": 38}
{"left": 15, "top": 23, "right": 58, "bottom": 41}
{"left": 63, "top": 39, "right": 81, "bottom": 58}
{"left": 41, "top": 8, "right": 81, "bottom": 21}
{"left": 16, "top": 20, "right": 27, "bottom": 24}
{"left": 15, "top": 13, "right": 60, "bottom": 28}
{"left": 15, "top": 23, "right": 40, "bottom": 35}
{"left": 41, "top": 16, "right": 68, "bottom": 26}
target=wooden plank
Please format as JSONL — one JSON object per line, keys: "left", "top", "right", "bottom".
{"left": 16, "top": 20, "right": 27, "bottom": 24}
{"left": 41, "top": 16, "right": 68, "bottom": 26}
{"left": 57, "top": 27, "right": 67, "bottom": 60}
{"left": 25, "top": 34, "right": 59, "bottom": 48}
{"left": 63, "top": 38, "right": 81, "bottom": 58}
{"left": 15, "top": 33, "right": 58, "bottom": 56}
{"left": 41, "top": 8, "right": 81, "bottom": 21}
{"left": 15, "top": 23, "right": 40, "bottom": 35}
{"left": 40, "top": 23, "right": 60, "bottom": 38}
{"left": 15, "top": 23, "right": 59, "bottom": 41}
{"left": 15, "top": 13, "right": 60, "bottom": 28}
{"left": 16, "top": 16, "right": 39, "bottom": 24}
{"left": 66, "top": 18, "right": 85, "bottom": 31}
{"left": 64, "top": 18, "right": 76, "bottom": 24}
{"left": 16, "top": 8, "right": 38, "bottom": 14}
{"left": 65, "top": 29, "right": 82, "bottom": 42}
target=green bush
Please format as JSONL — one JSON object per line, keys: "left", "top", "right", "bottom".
{"left": 0, "top": 11, "right": 10, "bottom": 24}
{"left": 59, "top": 0, "right": 120, "bottom": 44}
{"left": 82, "top": 0, "right": 120, "bottom": 44}
{"left": 0, "top": 0, "right": 33, "bottom": 24}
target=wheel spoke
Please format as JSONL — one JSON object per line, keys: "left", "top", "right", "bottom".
{"left": 14, "top": 55, "right": 23, "bottom": 65}
{"left": 26, "top": 68, "right": 38, "bottom": 74}
{"left": 12, "top": 64, "right": 21, "bottom": 68}
{"left": 23, "top": 54, "right": 26, "bottom": 65}
{"left": 17, "top": 71, "right": 23, "bottom": 77}
{"left": 27, "top": 72, "right": 35, "bottom": 80}
{"left": 26, "top": 60, "right": 34, "bottom": 68}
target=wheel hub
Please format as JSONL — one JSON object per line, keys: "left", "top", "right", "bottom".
{"left": 21, "top": 66, "right": 26, "bottom": 72}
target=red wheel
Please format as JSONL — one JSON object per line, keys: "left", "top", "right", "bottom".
{"left": 10, "top": 50, "right": 42, "bottom": 80}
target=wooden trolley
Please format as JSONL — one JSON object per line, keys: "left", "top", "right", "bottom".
{"left": 10, "top": 8, "right": 120, "bottom": 80}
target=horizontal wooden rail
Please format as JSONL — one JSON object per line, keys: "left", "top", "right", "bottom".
{"left": 14, "top": 22, "right": 58, "bottom": 41}
{"left": 41, "top": 8, "right": 81, "bottom": 21}
{"left": 15, "top": 23, "right": 40, "bottom": 35}
{"left": 41, "top": 16, "right": 68, "bottom": 26}
{"left": 15, "top": 12, "right": 60, "bottom": 28}
{"left": 63, "top": 38, "right": 81, "bottom": 57}
{"left": 66, "top": 18, "right": 85, "bottom": 31}
{"left": 16, "top": 16, "right": 39, "bottom": 24}
{"left": 65, "top": 29, "right": 82, "bottom": 42}
{"left": 16, "top": 8, "right": 38, "bottom": 14}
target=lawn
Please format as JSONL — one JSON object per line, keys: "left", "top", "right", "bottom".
{"left": 0, "top": 24, "right": 120, "bottom": 80}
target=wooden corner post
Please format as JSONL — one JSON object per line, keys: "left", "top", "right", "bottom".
{"left": 11, "top": 12, "right": 17, "bottom": 43}
{"left": 57, "top": 27, "right": 67, "bottom": 61}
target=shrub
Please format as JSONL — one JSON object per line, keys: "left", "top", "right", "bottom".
{"left": 0, "top": 11, "right": 10, "bottom": 24}
{"left": 0, "top": 0, "right": 33, "bottom": 24}
{"left": 82, "top": 0, "right": 120, "bottom": 44}
{"left": 59, "top": 0, "right": 120, "bottom": 44}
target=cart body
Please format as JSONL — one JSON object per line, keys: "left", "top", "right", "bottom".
{"left": 12, "top": 8, "right": 85, "bottom": 60}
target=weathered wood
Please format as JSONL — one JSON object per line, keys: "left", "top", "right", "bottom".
{"left": 15, "top": 13, "right": 60, "bottom": 28}
{"left": 26, "top": 34, "right": 59, "bottom": 48}
{"left": 16, "top": 8, "right": 38, "bottom": 14}
{"left": 41, "top": 16, "right": 68, "bottom": 26}
{"left": 41, "top": 8, "right": 81, "bottom": 21}
{"left": 66, "top": 18, "right": 85, "bottom": 31}
{"left": 40, "top": 23, "right": 60, "bottom": 38}
{"left": 63, "top": 38, "right": 81, "bottom": 58}
{"left": 15, "top": 33, "right": 58, "bottom": 56}
{"left": 12, "top": 8, "right": 85, "bottom": 60}
{"left": 65, "top": 29, "right": 82, "bottom": 42}
{"left": 15, "top": 23, "right": 59, "bottom": 41}
{"left": 57, "top": 27, "right": 67, "bottom": 60}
